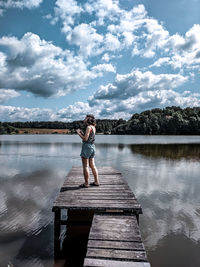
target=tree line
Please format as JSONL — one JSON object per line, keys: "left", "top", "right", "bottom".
{"left": 1, "top": 106, "right": 200, "bottom": 135}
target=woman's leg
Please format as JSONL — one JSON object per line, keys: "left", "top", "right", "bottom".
{"left": 89, "top": 158, "right": 99, "bottom": 185}
{"left": 82, "top": 157, "right": 89, "bottom": 186}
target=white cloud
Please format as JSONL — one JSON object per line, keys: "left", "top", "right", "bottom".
{"left": 104, "top": 33, "right": 121, "bottom": 51}
{"left": 66, "top": 23, "right": 104, "bottom": 57}
{"left": 0, "top": 0, "right": 43, "bottom": 15}
{"left": 122, "top": 32, "right": 135, "bottom": 46}
{"left": 102, "top": 53, "right": 110, "bottom": 62}
{"left": 89, "top": 89, "right": 200, "bottom": 118}
{"left": 56, "top": 102, "right": 98, "bottom": 121}
{"left": 0, "top": 105, "right": 54, "bottom": 122}
{"left": 90, "top": 70, "right": 188, "bottom": 101}
{"left": 91, "top": 63, "right": 116, "bottom": 74}
{"left": 0, "top": 32, "right": 113, "bottom": 98}
{"left": 149, "top": 24, "right": 200, "bottom": 70}
{"left": 0, "top": 103, "right": 99, "bottom": 122}
{"left": 150, "top": 57, "right": 171, "bottom": 68}
{"left": 0, "top": 89, "right": 20, "bottom": 103}
{"left": 50, "top": 0, "right": 82, "bottom": 29}
{"left": 84, "top": 0, "right": 121, "bottom": 26}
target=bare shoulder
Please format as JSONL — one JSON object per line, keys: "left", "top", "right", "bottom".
{"left": 91, "top": 125, "right": 96, "bottom": 133}
{"left": 85, "top": 125, "right": 92, "bottom": 133}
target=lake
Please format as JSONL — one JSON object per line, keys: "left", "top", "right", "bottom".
{"left": 0, "top": 135, "right": 200, "bottom": 267}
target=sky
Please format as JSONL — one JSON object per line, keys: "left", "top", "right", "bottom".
{"left": 0, "top": 0, "right": 200, "bottom": 122}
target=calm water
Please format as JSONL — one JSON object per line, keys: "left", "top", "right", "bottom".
{"left": 0, "top": 135, "right": 200, "bottom": 267}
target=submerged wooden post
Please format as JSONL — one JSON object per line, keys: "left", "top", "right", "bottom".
{"left": 54, "top": 208, "right": 61, "bottom": 258}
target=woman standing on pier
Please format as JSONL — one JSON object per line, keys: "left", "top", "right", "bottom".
{"left": 76, "top": 114, "right": 99, "bottom": 188}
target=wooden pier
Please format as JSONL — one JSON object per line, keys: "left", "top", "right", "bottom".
{"left": 52, "top": 166, "right": 151, "bottom": 267}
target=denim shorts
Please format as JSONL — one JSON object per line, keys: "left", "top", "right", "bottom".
{"left": 80, "top": 142, "right": 95, "bottom": 158}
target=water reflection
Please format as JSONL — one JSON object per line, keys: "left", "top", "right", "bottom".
{"left": 0, "top": 169, "right": 64, "bottom": 267}
{"left": 0, "top": 135, "right": 200, "bottom": 267}
{"left": 149, "top": 233, "right": 200, "bottom": 267}
{"left": 129, "top": 144, "right": 200, "bottom": 160}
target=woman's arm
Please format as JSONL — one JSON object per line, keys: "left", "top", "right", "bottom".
{"left": 76, "top": 126, "right": 91, "bottom": 141}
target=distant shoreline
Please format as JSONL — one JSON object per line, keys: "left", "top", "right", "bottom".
{"left": 1, "top": 128, "right": 200, "bottom": 136}
{"left": 16, "top": 128, "right": 71, "bottom": 134}
{"left": 2, "top": 128, "right": 107, "bottom": 135}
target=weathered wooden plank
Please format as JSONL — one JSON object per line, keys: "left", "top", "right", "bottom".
{"left": 69, "top": 167, "right": 121, "bottom": 175}
{"left": 84, "top": 258, "right": 151, "bottom": 267}
{"left": 55, "top": 197, "right": 137, "bottom": 201}
{"left": 62, "top": 181, "right": 126, "bottom": 186}
{"left": 63, "top": 178, "right": 125, "bottom": 182}
{"left": 64, "top": 175, "right": 124, "bottom": 180}
{"left": 52, "top": 205, "right": 141, "bottom": 212}
{"left": 60, "top": 190, "right": 133, "bottom": 194}
{"left": 56, "top": 192, "right": 135, "bottom": 197}
{"left": 86, "top": 248, "right": 147, "bottom": 261}
{"left": 65, "top": 174, "right": 124, "bottom": 178}
{"left": 92, "top": 214, "right": 138, "bottom": 222}
{"left": 89, "top": 232, "right": 141, "bottom": 242}
{"left": 59, "top": 192, "right": 134, "bottom": 197}
{"left": 87, "top": 240, "right": 145, "bottom": 251}
{"left": 88, "top": 219, "right": 141, "bottom": 240}
{"left": 58, "top": 192, "right": 137, "bottom": 200}
{"left": 90, "top": 221, "right": 139, "bottom": 230}
{"left": 61, "top": 184, "right": 130, "bottom": 189}
{"left": 54, "top": 199, "right": 140, "bottom": 206}
{"left": 53, "top": 203, "right": 141, "bottom": 209}
{"left": 53, "top": 201, "right": 141, "bottom": 206}
{"left": 67, "top": 197, "right": 136, "bottom": 200}
{"left": 59, "top": 190, "right": 135, "bottom": 195}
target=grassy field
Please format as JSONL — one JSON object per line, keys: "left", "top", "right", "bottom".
{"left": 17, "top": 128, "right": 71, "bottom": 134}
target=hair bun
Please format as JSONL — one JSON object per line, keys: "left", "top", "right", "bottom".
{"left": 86, "top": 114, "right": 96, "bottom": 125}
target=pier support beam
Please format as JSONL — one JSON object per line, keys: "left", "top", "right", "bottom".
{"left": 54, "top": 208, "right": 61, "bottom": 259}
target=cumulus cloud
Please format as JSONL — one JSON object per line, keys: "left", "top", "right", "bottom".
{"left": 49, "top": 2, "right": 148, "bottom": 58}
{"left": 84, "top": 69, "right": 198, "bottom": 118}
{"left": 0, "top": 0, "right": 43, "bottom": 15}
{"left": 56, "top": 102, "right": 98, "bottom": 121}
{"left": 0, "top": 105, "right": 54, "bottom": 122}
{"left": 66, "top": 23, "right": 104, "bottom": 57}
{"left": 90, "top": 70, "right": 187, "bottom": 101}
{"left": 0, "top": 103, "right": 99, "bottom": 122}
{"left": 0, "top": 32, "right": 114, "bottom": 98}
{"left": 150, "top": 57, "right": 171, "bottom": 68}
{"left": 0, "top": 89, "right": 20, "bottom": 103}
{"left": 150, "top": 24, "right": 200, "bottom": 70}
{"left": 88, "top": 89, "right": 200, "bottom": 119}
{"left": 84, "top": 0, "right": 121, "bottom": 26}
{"left": 91, "top": 63, "right": 116, "bottom": 74}
{"left": 48, "top": 0, "right": 82, "bottom": 29}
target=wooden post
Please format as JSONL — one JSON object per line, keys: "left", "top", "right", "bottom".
{"left": 54, "top": 208, "right": 61, "bottom": 259}
{"left": 136, "top": 213, "right": 139, "bottom": 225}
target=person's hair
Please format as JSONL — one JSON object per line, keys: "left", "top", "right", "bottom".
{"left": 85, "top": 114, "right": 96, "bottom": 126}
